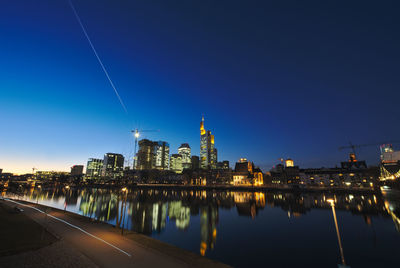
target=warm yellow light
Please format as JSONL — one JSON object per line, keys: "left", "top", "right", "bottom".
{"left": 200, "top": 242, "right": 207, "bottom": 256}
{"left": 285, "top": 159, "right": 294, "bottom": 167}
{"left": 122, "top": 187, "right": 127, "bottom": 192}
{"left": 65, "top": 185, "right": 70, "bottom": 190}
{"left": 327, "top": 199, "right": 335, "bottom": 205}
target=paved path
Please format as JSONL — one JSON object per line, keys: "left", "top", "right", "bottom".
{"left": 1, "top": 198, "right": 228, "bottom": 268}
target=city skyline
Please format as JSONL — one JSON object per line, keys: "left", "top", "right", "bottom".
{"left": 1, "top": 0, "right": 400, "bottom": 174}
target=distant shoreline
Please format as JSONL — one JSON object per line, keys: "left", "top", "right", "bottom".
{"left": 3, "top": 181, "right": 380, "bottom": 194}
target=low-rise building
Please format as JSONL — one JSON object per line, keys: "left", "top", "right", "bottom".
{"left": 71, "top": 165, "right": 84, "bottom": 176}
{"left": 35, "top": 171, "right": 69, "bottom": 181}
{"left": 232, "top": 158, "right": 263, "bottom": 186}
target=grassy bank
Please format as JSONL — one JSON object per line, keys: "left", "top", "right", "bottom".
{"left": 0, "top": 200, "right": 57, "bottom": 256}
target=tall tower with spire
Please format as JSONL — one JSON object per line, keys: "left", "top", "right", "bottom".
{"left": 200, "top": 116, "right": 217, "bottom": 169}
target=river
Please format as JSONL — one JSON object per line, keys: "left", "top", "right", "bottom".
{"left": 3, "top": 186, "right": 400, "bottom": 267}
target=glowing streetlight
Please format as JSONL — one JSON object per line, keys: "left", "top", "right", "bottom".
{"left": 327, "top": 199, "right": 335, "bottom": 205}
{"left": 65, "top": 185, "right": 70, "bottom": 190}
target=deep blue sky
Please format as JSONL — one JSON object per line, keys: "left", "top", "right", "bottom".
{"left": 1, "top": 0, "right": 400, "bottom": 173}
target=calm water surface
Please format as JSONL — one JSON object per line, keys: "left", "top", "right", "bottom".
{"left": 4, "top": 187, "right": 400, "bottom": 267}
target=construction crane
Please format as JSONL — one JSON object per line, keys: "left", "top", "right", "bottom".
{"left": 131, "top": 129, "right": 159, "bottom": 169}
{"left": 338, "top": 141, "right": 400, "bottom": 160}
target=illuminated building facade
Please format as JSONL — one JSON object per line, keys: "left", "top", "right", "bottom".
{"left": 200, "top": 116, "right": 217, "bottom": 169}
{"left": 102, "top": 153, "right": 124, "bottom": 177}
{"left": 86, "top": 158, "right": 103, "bottom": 178}
{"left": 380, "top": 144, "right": 400, "bottom": 164}
{"left": 178, "top": 143, "right": 191, "bottom": 170}
{"left": 137, "top": 139, "right": 170, "bottom": 170}
{"left": 380, "top": 144, "right": 400, "bottom": 181}
{"left": 285, "top": 159, "right": 294, "bottom": 167}
{"left": 137, "top": 139, "right": 156, "bottom": 170}
{"left": 170, "top": 154, "right": 183, "bottom": 174}
{"left": 154, "top": 141, "right": 170, "bottom": 170}
{"left": 233, "top": 158, "right": 263, "bottom": 186}
{"left": 270, "top": 159, "right": 300, "bottom": 184}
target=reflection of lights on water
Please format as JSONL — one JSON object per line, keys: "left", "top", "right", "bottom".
{"left": 200, "top": 242, "right": 207, "bottom": 256}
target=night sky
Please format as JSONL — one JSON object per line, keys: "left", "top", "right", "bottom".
{"left": 1, "top": 0, "right": 400, "bottom": 173}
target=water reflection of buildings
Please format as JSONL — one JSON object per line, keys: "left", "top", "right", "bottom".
{"left": 79, "top": 189, "right": 119, "bottom": 222}
{"left": 381, "top": 189, "right": 400, "bottom": 231}
{"left": 169, "top": 201, "right": 190, "bottom": 230}
{"left": 234, "top": 192, "right": 265, "bottom": 218}
{"left": 200, "top": 205, "right": 218, "bottom": 256}
{"left": 8, "top": 187, "right": 400, "bottom": 259}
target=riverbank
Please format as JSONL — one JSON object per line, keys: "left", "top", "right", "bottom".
{"left": 0, "top": 198, "right": 230, "bottom": 268}
{"left": 124, "top": 183, "right": 380, "bottom": 194}
{"left": 0, "top": 200, "right": 56, "bottom": 256}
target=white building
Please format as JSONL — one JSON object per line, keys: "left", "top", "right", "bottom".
{"left": 170, "top": 154, "right": 183, "bottom": 174}
{"left": 178, "top": 143, "right": 191, "bottom": 170}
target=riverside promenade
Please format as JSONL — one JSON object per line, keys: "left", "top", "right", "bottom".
{"left": 0, "top": 198, "right": 229, "bottom": 268}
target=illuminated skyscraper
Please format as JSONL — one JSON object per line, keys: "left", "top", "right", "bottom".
{"left": 178, "top": 143, "right": 191, "bottom": 170}
{"left": 102, "top": 153, "right": 124, "bottom": 177}
{"left": 137, "top": 139, "right": 155, "bottom": 170}
{"left": 200, "top": 116, "right": 217, "bottom": 169}
{"left": 137, "top": 139, "right": 170, "bottom": 170}
{"left": 86, "top": 158, "right": 103, "bottom": 178}
{"left": 155, "top": 141, "right": 170, "bottom": 170}
{"left": 170, "top": 154, "right": 183, "bottom": 173}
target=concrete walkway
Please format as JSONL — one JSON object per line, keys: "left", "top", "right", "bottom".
{"left": 0, "top": 198, "right": 229, "bottom": 268}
